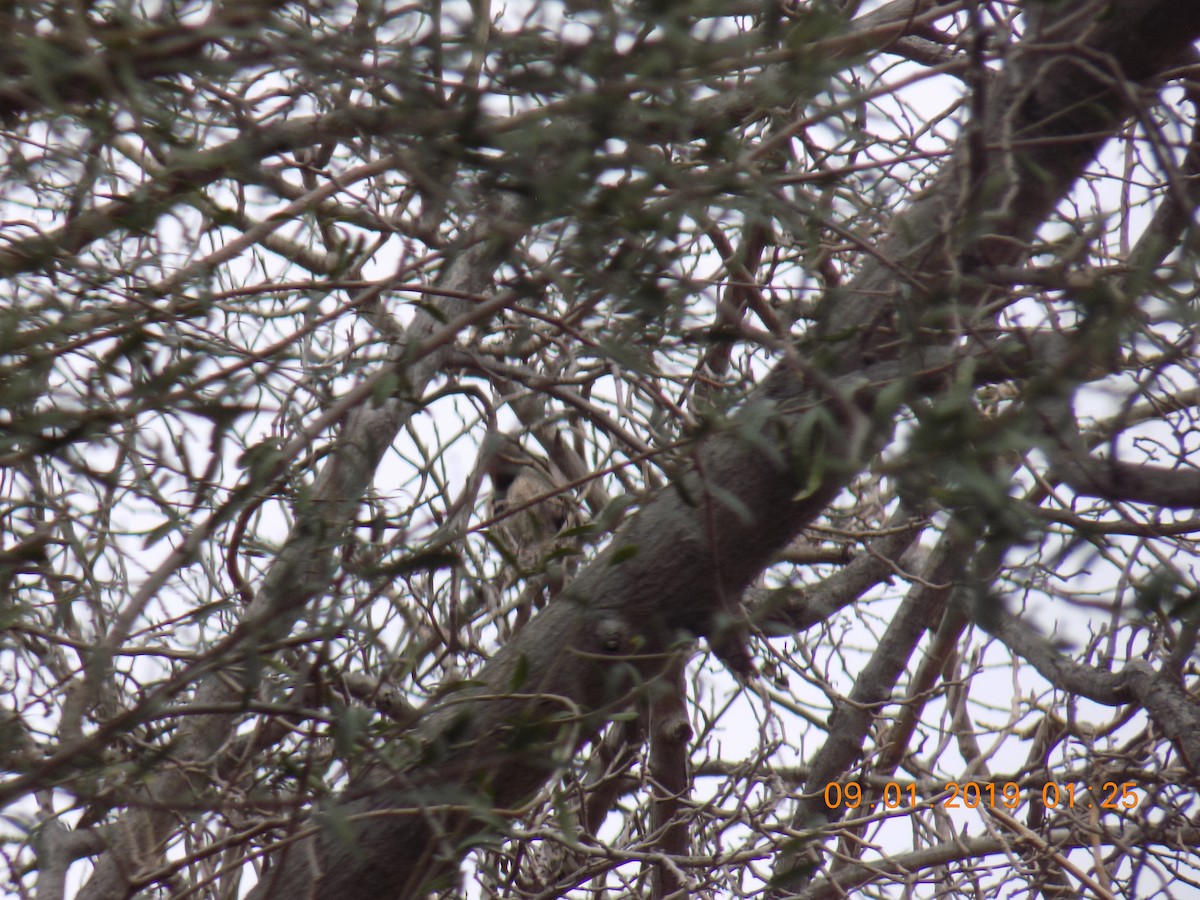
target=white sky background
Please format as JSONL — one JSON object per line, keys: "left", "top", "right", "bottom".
{"left": 2, "top": 0, "right": 1199, "bottom": 897}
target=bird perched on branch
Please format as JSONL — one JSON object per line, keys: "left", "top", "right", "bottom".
{"left": 483, "top": 433, "right": 579, "bottom": 624}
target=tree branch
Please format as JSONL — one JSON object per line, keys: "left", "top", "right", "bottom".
{"left": 243, "top": 3, "right": 1200, "bottom": 897}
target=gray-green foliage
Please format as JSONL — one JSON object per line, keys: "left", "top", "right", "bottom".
{"left": 3, "top": 2, "right": 1200, "bottom": 899}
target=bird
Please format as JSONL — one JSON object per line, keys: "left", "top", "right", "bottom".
{"left": 483, "top": 434, "right": 578, "bottom": 627}
{"left": 485, "top": 435, "right": 572, "bottom": 566}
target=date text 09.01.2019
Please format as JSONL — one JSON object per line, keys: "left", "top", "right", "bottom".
{"left": 824, "top": 780, "right": 1140, "bottom": 812}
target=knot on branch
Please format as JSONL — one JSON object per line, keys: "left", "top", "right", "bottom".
{"left": 594, "top": 616, "right": 632, "bottom": 654}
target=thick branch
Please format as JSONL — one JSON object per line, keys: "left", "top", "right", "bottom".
{"left": 647, "top": 658, "right": 691, "bottom": 899}
{"left": 1052, "top": 452, "right": 1200, "bottom": 509}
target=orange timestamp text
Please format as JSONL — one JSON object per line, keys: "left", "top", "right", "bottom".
{"left": 823, "top": 780, "right": 1140, "bottom": 812}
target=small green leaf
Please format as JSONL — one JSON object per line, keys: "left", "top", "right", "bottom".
{"left": 734, "top": 398, "right": 786, "bottom": 469}
{"left": 141, "top": 518, "right": 176, "bottom": 550}
{"left": 333, "top": 705, "right": 371, "bottom": 757}
{"left": 593, "top": 493, "right": 637, "bottom": 533}
{"left": 595, "top": 338, "right": 659, "bottom": 375}
{"left": 314, "top": 804, "right": 364, "bottom": 859}
{"left": 792, "top": 461, "right": 826, "bottom": 502}
{"left": 371, "top": 371, "right": 401, "bottom": 405}
{"left": 510, "top": 653, "right": 529, "bottom": 690}
{"left": 608, "top": 544, "right": 639, "bottom": 564}
{"left": 705, "top": 483, "right": 755, "bottom": 526}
